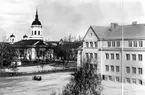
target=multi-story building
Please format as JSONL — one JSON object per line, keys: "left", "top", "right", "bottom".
{"left": 77, "top": 22, "right": 145, "bottom": 85}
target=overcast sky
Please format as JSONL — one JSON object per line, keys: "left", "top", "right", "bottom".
{"left": 0, "top": 0, "right": 145, "bottom": 41}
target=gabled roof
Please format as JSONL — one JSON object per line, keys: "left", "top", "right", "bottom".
{"left": 89, "top": 24, "right": 145, "bottom": 40}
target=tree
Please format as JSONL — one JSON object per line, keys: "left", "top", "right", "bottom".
{"left": 0, "top": 42, "right": 16, "bottom": 69}
{"left": 51, "top": 61, "right": 103, "bottom": 95}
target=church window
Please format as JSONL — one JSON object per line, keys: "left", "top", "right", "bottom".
{"left": 35, "top": 31, "right": 37, "bottom": 35}
{"left": 12, "top": 39, "right": 14, "bottom": 42}
{"left": 38, "top": 31, "right": 40, "bottom": 35}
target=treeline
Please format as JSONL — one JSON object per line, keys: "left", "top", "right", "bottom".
{"left": 54, "top": 34, "right": 83, "bottom": 61}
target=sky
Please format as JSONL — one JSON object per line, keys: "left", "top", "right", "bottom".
{"left": 0, "top": 0, "right": 145, "bottom": 41}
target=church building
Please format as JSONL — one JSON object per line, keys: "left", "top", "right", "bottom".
{"left": 8, "top": 9, "right": 57, "bottom": 62}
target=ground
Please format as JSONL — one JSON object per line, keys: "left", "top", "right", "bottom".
{"left": 1, "top": 72, "right": 145, "bottom": 95}
{"left": 0, "top": 72, "right": 72, "bottom": 95}
{"left": 1, "top": 66, "right": 145, "bottom": 95}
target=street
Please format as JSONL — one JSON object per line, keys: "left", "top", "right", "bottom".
{"left": 0, "top": 72, "right": 72, "bottom": 95}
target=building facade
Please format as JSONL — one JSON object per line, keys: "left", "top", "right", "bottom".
{"left": 77, "top": 22, "right": 145, "bottom": 85}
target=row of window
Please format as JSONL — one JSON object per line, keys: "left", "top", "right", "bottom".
{"left": 105, "top": 65, "right": 143, "bottom": 74}
{"left": 103, "top": 75, "right": 120, "bottom": 82}
{"left": 86, "top": 53, "right": 97, "bottom": 59}
{"left": 105, "top": 53, "right": 120, "bottom": 60}
{"left": 108, "top": 41, "right": 120, "bottom": 47}
{"left": 126, "top": 54, "right": 142, "bottom": 61}
{"left": 128, "top": 40, "right": 143, "bottom": 47}
{"left": 107, "top": 40, "right": 143, "bottom": 47}
{"left": 126, "top": 67, "right": 143, "bottom": 74}
{"left": 126, "top": 78, "right": 142, "bottom": 85}
{"left": 105, "top": 53, "right": 143, "bottom": 61}
{"left": 103, "top": 75, "right": 143, "bottom": 85}
{"left": 32, "top": 30, "right": 41, "bottom": 35}
{"left": 85, "top": 42, "right": 98, "bottom": 48}
{"left": 105, "top": 65, "right": 120, "bottom": 72}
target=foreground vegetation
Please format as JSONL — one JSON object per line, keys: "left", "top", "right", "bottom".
{"left": 51, "top": 62, "right": 103, "bottom": 95}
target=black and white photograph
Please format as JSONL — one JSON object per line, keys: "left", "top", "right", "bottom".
{"left": 0, "top": 0, "right": 145, "bottom": 95}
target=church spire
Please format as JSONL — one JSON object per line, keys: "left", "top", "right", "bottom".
{"left": 35, "top": 8, "right": 39, "bottom": 21}
{"left": 32, "top": 8, "right": 42, "bottom": 25}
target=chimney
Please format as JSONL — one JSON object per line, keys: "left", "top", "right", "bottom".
{"left": 132, "top": 21, "right": 137, "bottom": 25}
{"left": 110, "top": 23, "right": 118, "bottom": 30}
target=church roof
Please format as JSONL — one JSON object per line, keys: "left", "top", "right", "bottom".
{"left": 13, "top": 39, "right": 53, "bottom": 48}
{"left": 32, "top": 20, "right": 41, "bottom": 26}
{"left": 32, "top": 9, "right": 42, "bottom": 26}
{"left": 12, "top": 39, "right": 50, "bottom": 48}
{"left": 10, "top": 34, "right": 15, "bottom": 37}
{"left": 23, "top": 34, "right": 28, "bottom": 38}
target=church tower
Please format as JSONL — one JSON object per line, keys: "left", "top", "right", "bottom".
{"left": 9, "top": 34, "right": 15, "bottom": 44}
{"left": 30, "top": 9, "right": 43, "bottom": 40}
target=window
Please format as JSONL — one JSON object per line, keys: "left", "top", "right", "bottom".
{"left": 138, "top": 54, "right": 142, "bottom": 61}
{"left": 94, "top": 64, "right": 97, "bottom": 70}
{"left": 138, "top": 68, "right": 142, "bottom": 74}
{"left": 34, "top": 31, "right": 37, "bottom": 35}
{"left": 94, "top": 53, "right": 97, "bottom": 59}
{"left": 32, "top": 31, "right": 33, "bottom": 35}
{"left": 132, "top": 79, "right": 136, "bottom": 84}
{"left": 90, "top": 33, "right": 93, "bottom": 36}
{"left": 111, "top": 53, "right": 114, "bottom": 59}
{"left": 38, "top": 31, "right": 40, "bottom": 35}
{"left": 86, "top": 42, "right": 89, "bottom": 47}
{"left": 126, "top": 78, "right": 131, "bottom": 83}
{"left": 126, "top": 67, "right": 130, "bottom": 73}
{"left": 90, "top": 42, "right": 93, "bottom": 47}
{"left": 129, "top": 41, "right": 132, "bottom": 47}
{"left": 132, "top": 54, "right": 136, "bottom": 60}
{"left": 126, "top": 54, "right": 130, "bottom": 60}
{"left": 132, "top": 67, "right": 136, "bottom": 74}
{"left": 108, "top": 76, "right": 112, "bottom": 81}
{"left": 139, "top": 40, "right": 143, "bottom": 47}
{"left": 133, "top": 41, "right": 137, "bottom": 47}
{"left": 112, "top": 41, "right": 115, "bottom": 47}
{"left": 102, "top": 75, "right": 106, "bottom": 80}
{"left": 116, "top": 66, "right": 119, "bottom": 72}
{"left": 117, "top": 41, "right": 120, "bottom": 47}
{"left": 105, "top": 53, "right": 109, "bottom": 59}
{"left": 111, "top": 65, "right": 114, "bottom": 72}
{"left": 105, "top": 65, "right": 109, "bottom": 71}
{"left": 86, "top": 53, "right": 89, "bottom": 59}
{"left": 94, "top": 42, "right": 97, "bottom": 47}
{"left": 138, "top": 79, "right": 143, "bottom": 85}
{"left": 116, "top": 54, "right": 120, "bottom": 60}
{"left": 90, "top": 64, "right": 93, "bottom": 69}
{"left": 90, "top": 53, "right": 93, "bottom": 59}
{"left": 108, "top": 41, "right": 111, "bottom": 47}
{"left": 116, "top": 77, "right": 120, "bottom": 82}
